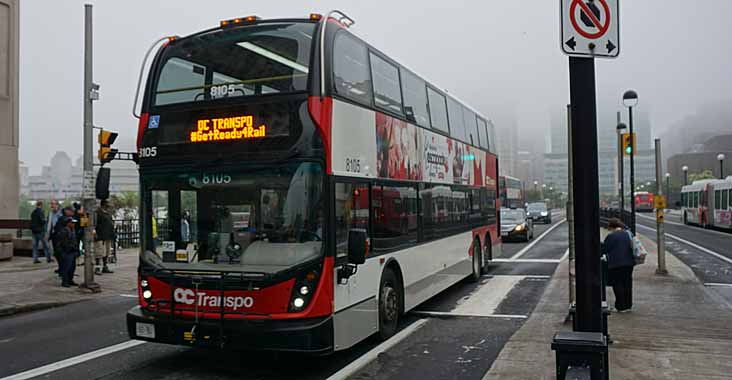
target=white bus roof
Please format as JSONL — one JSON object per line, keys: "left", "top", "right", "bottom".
{"left": 681, "top": 179, "right": 724, "bottom": 192}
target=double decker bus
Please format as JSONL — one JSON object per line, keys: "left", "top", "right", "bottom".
{"left": 499, "top": 175, "right": 524, "bottom": 209}
{"left": 127, "top": 12, "right": 501, "bottom": 354}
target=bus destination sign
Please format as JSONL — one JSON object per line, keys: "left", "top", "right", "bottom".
{"left": 190, "top": 115, "right": 266, "bottom": 143}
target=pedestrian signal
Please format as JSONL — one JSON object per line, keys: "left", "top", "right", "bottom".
{"left": 622, "top": 133, "right": 636, "bottom": 156}
{"left": 98, "top": 130, "right": 118, "bottom": 164}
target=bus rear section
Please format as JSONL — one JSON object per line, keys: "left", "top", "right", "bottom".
{"left": 634, "top": 192, "right": 654, "bottom": 212}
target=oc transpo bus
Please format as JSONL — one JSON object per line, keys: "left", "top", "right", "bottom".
{"left": 681, "top": 177, "right": 732, "bottom": 230}
{"left": 126, "top": 11, "right": 501, "bottom": 354}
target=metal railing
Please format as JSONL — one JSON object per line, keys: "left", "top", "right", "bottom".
{"left": 598, "top": 208, "right": 633, "bottom": 229}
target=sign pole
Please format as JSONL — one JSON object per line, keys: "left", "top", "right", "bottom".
{"left": 654, "top": 139, "right": 667, "bottom": 275}
{"left": 568, "top": 56, "right": 602, "bottom": 333}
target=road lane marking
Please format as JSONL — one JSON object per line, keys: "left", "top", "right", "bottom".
{"left": 493, "top": 258, "right": 562, "bottom": 263}
{"left": 453, "top": 275, "right": 523, "bottom": 315}
{"left": 0, "top": 340, "right": 146, "bottom": 380}
{"left": 637, "top": 224, "right": 732, "bottom": 265}
{"left": 559, "top": 248, "right": 569, "bottom": 262}
{"left": 509, "top": 219, "right": 567, "bottom": 260}
{"left": 119, "top": 294, "right": 137, "bottom": 298}
{"left": 411, "top": 310, "right": 527, "bottom": 319}
{"left": 704, "top": 283, "right": 732, "bottom": 288}
{"left": 637, "top": 213, "right": 732, "bottom": 237}
{"left": 481, "top": 274, "right": 551, "bottom": 279}
{"left": 325, "top": 319, "right": 428, "bottom": 380}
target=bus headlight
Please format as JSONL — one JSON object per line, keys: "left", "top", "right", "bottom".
{"left": 143, "top": 290, "right": 153, "bottom": 299}
{"left": 288, "top": 265, "right": 321, "bottom": 312}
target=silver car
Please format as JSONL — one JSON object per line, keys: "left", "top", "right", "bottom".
{"left": 500, "top": 208, "right": 534, "bottom": 242}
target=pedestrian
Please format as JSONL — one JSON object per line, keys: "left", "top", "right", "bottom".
{"left": 94, "top": 200, "right": 115, "bottom": 274}
{"left": 602, "top": 218, "right": 635, "bottom": 312}
{"left": 30, "top": 201, "right": 52, "bottom": 263}
{"left": 181, "top": 210, "right": 190, "bottom": 244}
{"left": 46, "top": 200, "right": 63, "bottom": 272}
{"left": 73, "top": 202, "right": 88, "bottom": 254}
{"left": 55, "top": 216, "right": 79, "bottom": 287}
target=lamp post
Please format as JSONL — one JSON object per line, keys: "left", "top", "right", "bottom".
{"left": 623, "top": 90, "right": 639, "bottom": 235}
{"left": 718, "top": 153, "right": 726, "bottom": 179}
{"left": 682, "top": 165, "right": 689, "bottom": 186}
{"left": 542, "top": 183, "right": 546, "bottom": 200}
{"left": 665, "top": 172, "right": 671, "bottom": 206}
{"left": 533, "top": 180, "right": 538, "bottom": 201}
{"left": 617, "top": 122, "right": 627, "bottom": 213}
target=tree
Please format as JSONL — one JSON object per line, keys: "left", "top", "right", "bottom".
{"left": 689, "top": 170, "right": 715, "bottom": 183}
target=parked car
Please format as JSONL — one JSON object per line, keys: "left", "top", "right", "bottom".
{"left": 500, "top": 208, "right": 534, "bottom": 242}
{"left": 527, "top": 202, "right": 552, "bottom": 224}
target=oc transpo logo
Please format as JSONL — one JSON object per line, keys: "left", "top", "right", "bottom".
{"left": 173, "top": 288, "right": 254, "bottom": 311}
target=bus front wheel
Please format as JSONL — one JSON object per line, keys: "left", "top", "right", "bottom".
{"left": 378, "top": 268, "right": 401, "bottom": 340}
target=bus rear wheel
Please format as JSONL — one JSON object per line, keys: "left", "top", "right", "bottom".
{"left": 378, "top": 268, "right": 401, "bottom": 340}
{"left": 469, "top": 239, "right": 482, "bottom": 283}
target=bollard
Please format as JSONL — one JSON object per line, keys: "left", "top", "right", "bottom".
{"left": 552, "top": 331, "right": 608, "bottom": 380}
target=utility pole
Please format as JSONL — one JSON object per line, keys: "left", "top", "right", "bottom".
{"left": 627, "top": 102, "right": 637, "bottom": 235}
{"left": 655, "top": 139, "right": 667, "bottom": 275}
{"left": 567, "top": 104, "right": 575, "bottom": 306}
{"left": 81, "top": 3, "right": 100, "bottom": 292}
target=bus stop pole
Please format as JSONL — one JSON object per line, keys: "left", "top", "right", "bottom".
{"left": 654, "top": 139, "right": 668, "bottom": 275}
{"left": 566, "top": 104, "right": 575, "bottom": 306}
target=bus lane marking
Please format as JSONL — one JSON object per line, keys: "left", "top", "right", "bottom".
{"left": 509, "top": 219, "right": 567, "bottom": 260}
{"left": 325, "top": 319, "right": 428, "bottom": 380}
{"left": 0, "top": 340, "right": 146, "bottom": 380}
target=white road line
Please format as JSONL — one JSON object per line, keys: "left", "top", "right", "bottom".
{"left": 493, "top": 258, "right": 562, "bottom": 263}
{"left": 411, "top": 310, "right": 527, "bottom": 319}
{"left": 559, "top": 249, "right": 569, "bottom": 262}
{"left": 509, "top": 219, "right": 567, "bottom": 260}
{"left": 119, "top": 294, "right": 137, "bottom": 298}
{"left": 325, "top": 319, "right": 428, "bottom": 380}
{"left": 637, "top": 224, "right": 732, "bottom": 265}
{"left": 452, "top": 275, "right": 523, "bottom": 315}
{"left": 704, "top": 283, "right": 732, "bottom": 288}
{"left": 637, "top": 213, "right": 732, "bottom": 237}
{"left": 0, "top": 340, "right": 146, "bottom": 380}
{"left": 481, "top": 274, "right": 551, "bottom": 279}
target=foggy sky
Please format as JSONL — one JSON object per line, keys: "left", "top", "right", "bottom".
{"left": 19, "top": 0, "right": 732, "bottom": 173}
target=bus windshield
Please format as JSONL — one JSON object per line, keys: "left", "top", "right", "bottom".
{"left": 154, "top": 22, "right": 316, "bottom": 107}
{"left": 142, "top": 162, "right": 323, "bottom": 274}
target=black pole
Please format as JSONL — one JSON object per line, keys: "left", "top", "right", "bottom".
{"left": 684, "top": 170, "right": 688, "bottom": 186}
{"left": 569, "top": 57, "right": 602, "bottom": 333}
{"left": 628, "top": 106, "right": 636, "bottom": 235}
{"left": 721, "top": 160, "right": 724, "bottom": 179}
{"left": 666, "top": 176, "right": 670, "bottom": 205}
{"left": 618, "top": 132, "right": 624, "bottom": 214}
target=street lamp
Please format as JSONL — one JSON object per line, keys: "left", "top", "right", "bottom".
{"left": 682, "top": 165, "right": 689, "bottom": 186}
{"left": 623, "top": 90, "right": 639, "bottom": 234}
{"left": 617, "top": 122, "right": 627, "bottom": 213}
{"left": 718, "top": 153, "right": 726, "bottom": 179}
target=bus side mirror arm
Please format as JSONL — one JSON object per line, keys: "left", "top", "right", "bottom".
{"left": 337, "top": 229, "right": 368, "bottom": 284}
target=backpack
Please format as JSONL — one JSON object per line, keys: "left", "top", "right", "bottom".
{"left": 626, "top": 230, "right": 648, "bottom": 265}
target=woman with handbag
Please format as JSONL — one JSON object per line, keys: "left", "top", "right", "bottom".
{"left": 602, "top": 218, "right": 636, "bottom": 312}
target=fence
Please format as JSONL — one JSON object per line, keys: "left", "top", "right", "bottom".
{"left": 598, "top": 208, "right": 633, "bottom": 229}
{"left": 114, "top": 219, "right": 140, "bottom": 248}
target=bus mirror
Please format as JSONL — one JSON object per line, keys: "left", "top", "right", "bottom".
{"left": 347, "top": 229, "right": 368, "bottom": 265}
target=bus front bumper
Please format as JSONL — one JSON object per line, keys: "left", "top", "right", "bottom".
{"left": 126, "top": 306, "right": 333, "bottom": 354}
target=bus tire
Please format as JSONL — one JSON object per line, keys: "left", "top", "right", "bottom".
{"left": 483, "top": 238, "right": 492, "bottom": 269}
{"left": 378, "top": 268, "right": 401, "bottom": 340}
{"left": 469, "top": 239, "right": 482, "bottom": 283}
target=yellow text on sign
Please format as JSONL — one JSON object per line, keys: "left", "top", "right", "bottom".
{"left": 190, "top": 115, "right": 266, "bottom": 143}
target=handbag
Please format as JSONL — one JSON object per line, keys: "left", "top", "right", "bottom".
{"left": 626, "top": 230, "right": 647, "bottom": 265}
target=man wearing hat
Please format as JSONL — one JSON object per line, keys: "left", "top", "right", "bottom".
{"left": 56, "top": 215, "right": 79, "bottom": 287}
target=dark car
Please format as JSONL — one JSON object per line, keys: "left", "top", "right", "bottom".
{"left": 526, "top": 202, "right": 552, "bottom": 224}
{"left": 500, "top": 208, "right": 533, "bottom": 242}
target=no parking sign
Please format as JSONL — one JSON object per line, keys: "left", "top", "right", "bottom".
{"left": 561, "top": 0, "right": 619, "bottom": 58}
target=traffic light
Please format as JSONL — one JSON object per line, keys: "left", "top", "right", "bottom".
{"left": 98, "top": 129, "right": 118, "bottom": 164}
{"left": 622, "top": 133, "right": 636, "bottom": 156}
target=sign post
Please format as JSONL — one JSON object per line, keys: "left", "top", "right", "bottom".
{"left": 552, "top": 1, "right": 619, "bottom": 378}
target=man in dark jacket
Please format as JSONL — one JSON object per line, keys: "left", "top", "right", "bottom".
{"left": 56, "top": 216, "right": 79, "bottom": 287}
{"left": 602, "top": 218, "right": 635, "bottom": 312}
{"left": 30, "top": 201, "right": 52, "bottom": 263}
{"left": 94, "top": 200, "right": 115, "bottom": 274}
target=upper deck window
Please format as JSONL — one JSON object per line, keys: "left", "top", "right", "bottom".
{"left": 154, "top": 22, "right": 316, "bottom": 107}
{"left": 401, "top": 68, "right": 429, "bottom": 127}
{"left": 333, "top": 32, "right": 373, "bottom": 105}
{"left": 427, "top": 87, "right": 449, "bottom": 133}
{"left": 369, "top": 53, "right": 403, "bottom": 115}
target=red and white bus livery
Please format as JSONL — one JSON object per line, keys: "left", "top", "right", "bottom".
{"left": 681, "top": 178, "right": 732, "bottom": 230}
{"left": 127, "top": 12, "right": 501, "bottom": 353}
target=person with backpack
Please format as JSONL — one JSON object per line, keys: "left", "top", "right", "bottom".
{"left": 55, "top": 216, "right": 79, "bottom": 288}
{"left": 94, "top": 200, "right": 115, "bottom": 274}
{"left": 602, "top": 218, "right": 636, "bottom": 312}
{"left": 30, "top": 201, "right": 52, "bottom": 264}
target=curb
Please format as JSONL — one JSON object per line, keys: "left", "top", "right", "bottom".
{"left": 0, "top": 300, "right": 81, "bottom": 318}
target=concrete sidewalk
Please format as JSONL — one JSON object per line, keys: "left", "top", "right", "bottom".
{"left": 483, "top": 232, "right": 732, "bottom": 379}
{"left": 0, "top": 248, "right": 138, "bottom": 317}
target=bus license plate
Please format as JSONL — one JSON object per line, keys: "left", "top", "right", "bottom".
{"left": 136, "top": 322, "right": 155, "bottom": 338}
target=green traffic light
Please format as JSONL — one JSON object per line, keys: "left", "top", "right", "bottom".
{"left": 625, "top": 146, "right": 632, "bottom": 154}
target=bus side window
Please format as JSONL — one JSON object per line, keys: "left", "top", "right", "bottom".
{"left": 334, "top": 182, "right": 370, "bottom": 259}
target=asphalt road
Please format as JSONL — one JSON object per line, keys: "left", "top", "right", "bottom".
{"left": 0, "top": 215, "right": 569, "bottom": 380}
{"left": 635, "top": 212, "right": 732, "bottom": 305}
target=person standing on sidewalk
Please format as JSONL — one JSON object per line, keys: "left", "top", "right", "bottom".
{"left": 46, "top": 200, "right": 63, "bottom": 271}
{"left": 55, "top": 216, "right": 79, "bottom": 287}
{"left": 94, "top": 200, "right": 115, "bottom": 274}
{"left": 602, "top": 218, "right": 635, "bottom": 312}
{"left": 30, "top": 201, "right": 52, "bottom": 264}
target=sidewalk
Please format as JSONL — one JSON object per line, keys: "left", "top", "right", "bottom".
{"left": 483, "top": 231, "right": 732, "bottom": 379}
{"left": 0, "top": 248, "right": 138, "bottom": 317}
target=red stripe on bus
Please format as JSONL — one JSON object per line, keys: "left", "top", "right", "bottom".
{"left": 308, "top": 96, "right": 333, "bottom": 174}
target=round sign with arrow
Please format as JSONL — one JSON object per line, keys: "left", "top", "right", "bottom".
{"left": 561, "top": 0, "right": 619, "bottom": 58}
